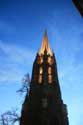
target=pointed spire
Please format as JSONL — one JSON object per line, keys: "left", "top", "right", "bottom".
{"left": 39, "top": 31, "right": 52, "bottom": 55}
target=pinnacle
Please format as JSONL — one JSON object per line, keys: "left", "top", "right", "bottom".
{"left": 39, "top": 31, "right": 52, "bottom": 55}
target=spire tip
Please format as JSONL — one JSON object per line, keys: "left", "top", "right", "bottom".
{"left": 39, "top": 31, "right": 52, "bottom": 56}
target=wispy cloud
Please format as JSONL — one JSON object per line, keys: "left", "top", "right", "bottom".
{"left": 0, "top": 40, "right": 35, "bottom": 84}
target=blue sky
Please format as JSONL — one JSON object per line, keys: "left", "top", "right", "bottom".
{"left": 0, "top": 0, "right": 83, "bottom": 125}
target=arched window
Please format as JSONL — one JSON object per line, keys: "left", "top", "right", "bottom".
{"left": 38, "top": 67, "right": 43, "bottom": 84}
{"left": 48, "top": 67, "right": 52, "bottom": 75}
{"left": 48, "top": 75, "right": 52, "bottom": 84}
{"left": 48, "top": 56, "right": 54, "bottom": 65}
{"left": 38, "top": 56, "right": 43, "bottom": 64}
{"left": 42, "top": 97, "right": 48, "bottom": 108}
{"left": 40, "top": 56, "right": 43, "bottom": 64}
{"left": 38, "top": 75, "right": 42, "bottom": 84}
{"left": 48, "top": 57, "right": 51, "bottom": 64}
{"left": 39, "top": 67, "right": 43, "bottom": 74}
{"left": 48, "top": 67, "right": 52, "bottom": 84}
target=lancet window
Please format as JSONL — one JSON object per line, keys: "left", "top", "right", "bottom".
{"left": 48, "top": 67, "right": 52, "bottom": 84}
{"left": 38, "top": 67, "right": 43, "bottom": 84}
{"left": 48, "top": 75, "right": 52, "bottom": 84}
{"left": 38, "top": 56, "right": 43, "bottom": 64}
{"left": 38, "top": 75, "right": 42, "bottom": 84}
{"left": 48, "top": 67, "right": 52, "bottom": 75}
{"left": 39, "top": 67, "right": 43, "bottom": 74}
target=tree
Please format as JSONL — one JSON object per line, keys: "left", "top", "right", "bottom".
{"left": 0, "top": 109, "right": 20, "bottom": 125}
{"left": 0, "top": 73, "right": 30, "bottom": 125}
{"left": 17, "top": 73, "right": 30, "bottom": 95}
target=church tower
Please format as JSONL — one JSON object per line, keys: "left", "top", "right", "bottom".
{"left": 20, "top": 31, "right": 69, "bottom": 125}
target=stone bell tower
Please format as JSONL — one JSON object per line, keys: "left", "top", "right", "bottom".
{"left": 20, "top": 31, "right": 69, "bottom": 125}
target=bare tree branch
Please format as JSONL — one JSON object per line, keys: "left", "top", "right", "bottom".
{"left": 0, "top": 73, "right": 30, "bottom": 125}
{"left": 0, "top": 109, "right": 20, "bottom": 125}
{"left": 17, "top": 73, "right": 30, "bottom": 95}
